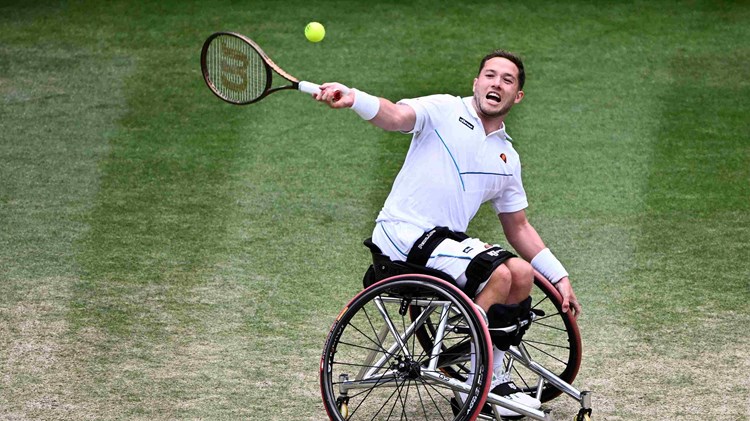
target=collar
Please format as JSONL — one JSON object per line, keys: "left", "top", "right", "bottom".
{"left": 462, "top": 97, "right": 513, "bottom": 142}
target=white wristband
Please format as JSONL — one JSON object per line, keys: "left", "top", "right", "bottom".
{"left": 350, "top": 89, "right": 380, "bottom": 120}
{"left": 531, "top": 248, "right": 568, "bottom": 284}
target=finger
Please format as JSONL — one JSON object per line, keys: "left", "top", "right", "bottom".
{"left": 320, "top": 84, "right": 339, "bottom": 96}
{"left": 320, "top": 87, "right": 341, "bottom": 104}
{"left": 317, "top": 87, "right": 329, "bottom": 99}
{"left": 572, "top": 300, "right": 582, "bottom": 319}
{"left": 315, "top": 88, "right": 332, "bottom": 102}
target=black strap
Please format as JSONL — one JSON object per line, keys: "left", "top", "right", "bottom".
{"left": 486, "top": 297, "right": 532, "bottom": 350}
{"left": 362, "top": 237, "right": 458, "bottom": 288}
{"left": 406, "top": 227, "right": 468, "bottom": 266}
{"left": 464, "top": 246, "right": 515, "bottom": 297}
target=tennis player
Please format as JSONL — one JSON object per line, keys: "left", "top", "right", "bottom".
{"left": 314, "top": 50, "right": 581, "bottom": 417}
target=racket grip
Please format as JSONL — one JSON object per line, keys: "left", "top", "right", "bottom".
{"left": 298, "top": 81, "right": 349, "bottom": 101}
{"left": 298, "top": 81, "right": 321, "bottom": 95}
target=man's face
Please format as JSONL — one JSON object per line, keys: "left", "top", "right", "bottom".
{"left": 472, "top": 57, "right": 524, "bottom": 118}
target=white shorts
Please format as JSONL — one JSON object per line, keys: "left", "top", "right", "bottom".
{"left": 372, "top": 221, "right": 497, "bottom": 294}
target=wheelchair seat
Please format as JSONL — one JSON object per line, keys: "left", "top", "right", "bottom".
{"left": 362, "top": 237, "right": 459, "bottom": 289}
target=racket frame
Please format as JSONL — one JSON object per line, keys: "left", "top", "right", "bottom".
{"left": 201, "top": 31, "right": 306, "bottom": 105}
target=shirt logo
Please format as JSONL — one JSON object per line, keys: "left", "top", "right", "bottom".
{"left": 458, "top": 117, "right": 474, "bottom": 130}
{"left": 499, "top": 153, "right": 507, "bottom": 163}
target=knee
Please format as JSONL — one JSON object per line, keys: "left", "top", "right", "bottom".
{"left": 489, "top": 264, "right": 512, "bottom": 285}
{"left": 506, "top": 258, "right": 534, "bottom": 288}
{"left": 519, "top": 259, "right": 534, "bottom": 284}
{"left": 478, "top": 264, "right": 512, "bottom": 295}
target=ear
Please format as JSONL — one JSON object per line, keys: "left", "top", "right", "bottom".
{"left": 514, "top": 90, "right": 524, "bottom": 103}
{"left": 472, "top": 77, "right": 478, "bottom": 93}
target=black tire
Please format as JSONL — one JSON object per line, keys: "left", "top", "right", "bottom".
{"left": 320, "top": 275, "right": 493, "bottom": 421}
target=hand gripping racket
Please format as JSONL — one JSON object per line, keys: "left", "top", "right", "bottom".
{"left": 200, "top": 31, "right": 345, "bottom": 105}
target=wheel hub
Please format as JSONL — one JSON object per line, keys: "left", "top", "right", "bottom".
{"left": 393, "top": 356, "right": 421, "bottom": 380}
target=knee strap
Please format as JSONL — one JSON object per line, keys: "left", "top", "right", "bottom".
{"left": 487, "top": 297, "right": 532, "bottom": 350}
{"left": 464, "top": 246, "right": 516, "bottom": 297}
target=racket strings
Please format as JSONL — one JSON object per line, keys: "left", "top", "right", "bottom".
{"left": 207, "top": 35, "right": 267, "bottom": 103}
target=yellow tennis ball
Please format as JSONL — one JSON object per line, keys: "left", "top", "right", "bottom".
{"left": 305, "top": 22, "right": 325, "bottom": 43}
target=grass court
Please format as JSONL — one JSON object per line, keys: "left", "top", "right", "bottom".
{"left": 1, "top": 1, "right": 748, "bottom": 419}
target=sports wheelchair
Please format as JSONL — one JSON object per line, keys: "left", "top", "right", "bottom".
{"left": 320, "top": 240, "right": 593, "bottom": 421}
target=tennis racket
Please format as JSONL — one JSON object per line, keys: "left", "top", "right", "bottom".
{"left": 200, "top": 31, "right": 345, "bottom": 105}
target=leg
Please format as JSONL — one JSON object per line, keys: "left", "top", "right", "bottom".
{"left": 452, "top": 247, "right": 541, "bottom": 417}
{"left": 474, "top": 257, "right": 534, "bottom": 312}
{"left": 503, "top": 257, "right": 535, "bottom": 304}
{"left": 423, "top": 240, "right": 535, "bottom": 346}
{"left": 480, "top": 259, "right": 535, "bottom": 351}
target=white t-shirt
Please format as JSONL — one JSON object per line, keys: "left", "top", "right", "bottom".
{"left": 374, "top": 95, "right": 527, "bottom": 259}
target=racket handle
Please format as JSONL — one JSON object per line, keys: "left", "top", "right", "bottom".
{"left": 298, "top": 81, "right": 349, "bottom": 101}
{"left": 298, "top": 81, "right": 321, "bottom": 95}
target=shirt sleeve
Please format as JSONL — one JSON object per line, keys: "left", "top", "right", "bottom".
{"left": 491, "top": 159, "right": 528, "bottom": 213}
{"left": 397, "top": 94, "right": 457, "bottom": 135}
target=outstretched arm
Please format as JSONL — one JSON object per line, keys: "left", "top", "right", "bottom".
{"left": 314, "top": 82, "right": 416, "bottom": 133}
{"left": 499, "top": 210, "right": 581, "bottom": 319}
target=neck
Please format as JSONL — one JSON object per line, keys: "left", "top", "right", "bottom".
{"left": 476, "top": 108, "right": 505, "bottom": 135}
{"left": 482, "top": 117, "right": 504, "bottom": 135}
{"left": 471, "top": 97, "right": 507, "bottom": 135}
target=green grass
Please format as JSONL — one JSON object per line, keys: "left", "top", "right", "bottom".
{"left": 1, "top": 0, "right": 749, "bottom": 420}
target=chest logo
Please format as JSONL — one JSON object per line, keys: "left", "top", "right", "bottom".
{"left": 500, "top": 153, "right": 507, "bottom": 163}
{"left": 458, "top": 116, "right": 474, "bottom": 130}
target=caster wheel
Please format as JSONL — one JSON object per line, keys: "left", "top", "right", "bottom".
{"left": 336, "top": 396, "right": 349, "bottom": 418}
{"left": 574, "top": 408, "right": 592, "bottom": 421}
{"left": 340, "top": 402, "right": 349, "bottom": 418}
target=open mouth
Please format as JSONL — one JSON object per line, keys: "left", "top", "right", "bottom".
{"left": 486, "top": 92, "right": 501, "bottom": 104}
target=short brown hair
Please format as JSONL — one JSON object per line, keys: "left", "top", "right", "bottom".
{"left": 478, "top": 50, "right": 525, "bottom": 90}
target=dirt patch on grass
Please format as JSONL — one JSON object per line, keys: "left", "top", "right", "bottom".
{"left": 554, "top": 310, "right": 750, "bottom": 420}
{"left": 0, "top": 277, "right": 86, "bottom": 420}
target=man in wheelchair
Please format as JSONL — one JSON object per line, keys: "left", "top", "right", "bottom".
{"left": 315, "top": 50, "right": 581, "bottom": 418}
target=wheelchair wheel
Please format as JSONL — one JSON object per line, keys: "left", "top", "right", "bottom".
{"left": 320, "top": 275, "right": 493, "bottom": 421}
{"left": 509, "top": 273, "right": 582, "bottom": 402}
{"left": 412, "top": 273, "right": 582, "bottom": 403}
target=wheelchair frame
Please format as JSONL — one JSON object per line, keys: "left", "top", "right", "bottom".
{"left": 320, "top": 273, "right": 593, "bottom": 421}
